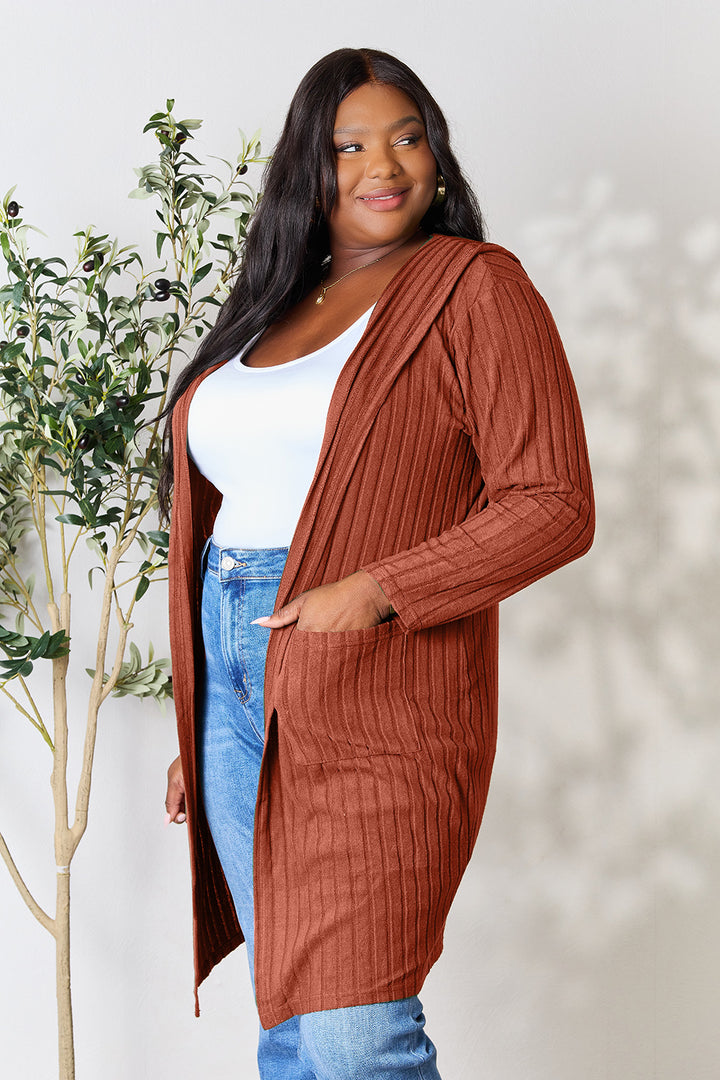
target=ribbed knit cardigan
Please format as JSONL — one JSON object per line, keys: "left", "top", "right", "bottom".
{"left": 168, "top": 236, "right": 595, "bottom": 1028}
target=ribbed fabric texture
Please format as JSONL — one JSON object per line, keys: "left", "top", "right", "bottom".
{"left": 168, "top": 237, "right": 595, "bottom": 1027}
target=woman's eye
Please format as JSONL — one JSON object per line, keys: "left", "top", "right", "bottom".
{"left": 334, "top": 132, "right": 422, "bottom": 154}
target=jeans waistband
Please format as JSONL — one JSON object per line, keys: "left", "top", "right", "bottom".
{"left": 203, "top": 537, "right": 290, "bottom": 580}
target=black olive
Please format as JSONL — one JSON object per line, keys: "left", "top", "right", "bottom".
{"left": 83, "top": 253, "right": 104, "bottom": 273}
{"left": 238, "top": 164, "right": 248, "bottom": 175}
{"left": 115, "top": 394, "right": 130, "bottom": 407}
{"left": 77, "top": 433, "right": 91, "bottom": 450}
{"left": 154, "top": 291, "right": 170, "bottom": 302}
{"left": 75, "top": 372, "right": 86, "bottom": 385}
{"left": 0, "top": 340, "right": 8, "bottom": 350}
{"left": 154, "top": 278, "right": 171, "bottom": 292}
{"left": 174, "top": 131, "right": 187, "bottom": 145}
{"left": 16, "top": 325, "right": 30, "bottom": 338}
{"left": 7, "top": 201, "right": 19, "bottom": 217}
{"left": 158, "top": 129, "right": 170, "bottom": 140}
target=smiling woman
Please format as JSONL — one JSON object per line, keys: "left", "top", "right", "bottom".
{"left": 159, "top": 46, "right": 594, "bottom": 1080}
{"left": 228, "top": 83, "right": 441, "bottom": 371}
{"left": 328, "top": 83, "right": 438, "bottom": 254}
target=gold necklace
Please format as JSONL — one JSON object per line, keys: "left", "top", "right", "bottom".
{"left": 315, "top": 246, "right": 399, "bottom": 305}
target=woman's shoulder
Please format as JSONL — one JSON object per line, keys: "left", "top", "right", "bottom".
{"left": 425, "top": 237, "right": 545, "bottom": 319}
{"left": 431, "top": 235, "right": 530, "bottom": 287}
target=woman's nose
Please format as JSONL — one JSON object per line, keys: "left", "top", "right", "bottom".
{"left": 365, "top": 144, "right": 401, "bottom": 179}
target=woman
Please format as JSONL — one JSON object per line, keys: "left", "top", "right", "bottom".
{"left": 162, "top": 47, "right": 594, "bottom": 1079}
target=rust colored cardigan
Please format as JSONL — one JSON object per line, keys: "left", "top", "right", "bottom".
{"left": 168, "top": 236, "right": 595, "bottom": 1027}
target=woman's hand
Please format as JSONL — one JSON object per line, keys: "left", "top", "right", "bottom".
{"left": 253, "top": 570, "right": 393, "bottom": 632}
{"left": 164, "top": 755, "right": 187, "bottom": 825}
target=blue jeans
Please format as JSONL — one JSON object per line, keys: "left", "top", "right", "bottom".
{"left": 198, "top": 540, "right": 441, "bottom": 1080}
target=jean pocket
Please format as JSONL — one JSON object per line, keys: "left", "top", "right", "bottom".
{"left": 277, "top": 621, "right": 421, "bottom": 764}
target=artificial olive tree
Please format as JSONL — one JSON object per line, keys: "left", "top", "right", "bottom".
{"left": 0, "top": 102, "right": 262, "bottom": 1080}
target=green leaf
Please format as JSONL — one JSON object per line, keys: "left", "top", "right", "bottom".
{"left": 55, "top": 513, "right": 86, "bottom": 525}
{"left": 85, "top": 641, "right": 172, "bottom": 702}
{"left": 134, "top": 575, "right": 150, "bottom": 601}
{"left": 191, "top": 262, "right": 212, "bottom": 286}
{"left": 87, "top": 565, "right": 103, "bottom": 589}
{"left": 11, "top": 280, "right": 26, "bottom": 308}
{"left": 0, "top": 658, "right": 34, "bottom": 678}
{"left": 28, "top": 631, "right": 51, "bottom": 660}
{"left": 0, "top": 626, "right": 68, "bottom": 680}
{"left": 147, "top": 529, "right": 169, "bottom": 547}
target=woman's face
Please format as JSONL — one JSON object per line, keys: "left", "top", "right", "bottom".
{"left": 328, "top": 82, "right": 438, "bottom": 254}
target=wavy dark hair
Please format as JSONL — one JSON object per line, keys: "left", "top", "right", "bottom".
{"left": 157, "top": 47, "right": 486, "bottom": 517}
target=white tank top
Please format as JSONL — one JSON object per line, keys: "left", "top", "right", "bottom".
{"left": 187, "top": 307, "right": 374, "bottom": 548}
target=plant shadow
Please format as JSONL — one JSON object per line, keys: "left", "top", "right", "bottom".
{"left": 427, "top": 176, "right": 719, "bottom": 1079}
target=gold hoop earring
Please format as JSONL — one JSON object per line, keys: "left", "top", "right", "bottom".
{"left": 432, "top": 175, "right": 446, "bottom": 207}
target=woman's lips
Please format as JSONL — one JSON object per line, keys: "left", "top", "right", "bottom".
{"left": 358, "top": 187, "right": 410, "bottom": 211}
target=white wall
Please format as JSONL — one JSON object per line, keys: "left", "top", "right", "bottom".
{"left": 1, "top": 1, "right": 717, "bottom": 1077}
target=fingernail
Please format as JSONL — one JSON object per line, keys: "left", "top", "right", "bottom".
{"left": 176, "top": 813, "right": 186, "bottom": 824}
{"left": 164, "top": 813, "right": 172, "bottom": 826}
{"left": 252, "top": 617, "right": 271, "bottom": 625}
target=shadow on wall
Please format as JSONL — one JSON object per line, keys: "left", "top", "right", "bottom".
{"left": 436, "top": 177, "right": 719, "bottom": 1076}
{"left": 512, "top": 173, "right": 718, "bottom": 920}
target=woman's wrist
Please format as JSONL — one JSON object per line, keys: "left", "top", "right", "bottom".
{"left": 357, "top": 570, "right": 395, "bottom": 621}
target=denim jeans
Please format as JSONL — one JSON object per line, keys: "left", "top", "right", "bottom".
{"left": 198, "top": 540, "right": 441, "bottom": 1080}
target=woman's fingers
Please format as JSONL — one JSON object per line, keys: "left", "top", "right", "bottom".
{"left": 252, "top": 598, "right": 303, "bottom": 628}
{"left": 253, "top": 573, "right": 392, "bottom": 633}
{"left": 165, "top": 755, "right": 187, "bottom": 824}
{"left": 295, "top": 573, "right": 388, "bottom": 631}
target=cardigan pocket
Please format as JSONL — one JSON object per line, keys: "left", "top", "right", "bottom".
{"left": 277, "top": 620, "right": 421, "bottom": 764}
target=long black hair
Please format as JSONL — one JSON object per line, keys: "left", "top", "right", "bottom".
{"left": 157, "top": 47, "right": 486, "bottom": 517}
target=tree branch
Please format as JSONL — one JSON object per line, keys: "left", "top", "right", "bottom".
{"left": 18, "top": 676, "right": 55, "bottom": 748}
{"left": 0, "top": 831, "right": 55, "bottom": 935}
{"left": 70, "top": 545, "right": 120, "bottom": 849}
{"left": 1, "top": 558, "right": 45, "bottom": 632}
{"left": 48, "top": 594, "right": 72, "bottom": 868}
{"left": 33, "top": 468, "right": 56, "bottom": 608}
{"left": 99, "top": 606, "right": 132, "bottom": 706}
{"left": 0, "top": 683, "right": 54, "bottom": 749}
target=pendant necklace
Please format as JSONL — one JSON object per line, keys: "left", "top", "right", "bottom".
{"left": 315, "top": 246, "right": 399, "bottom": 305}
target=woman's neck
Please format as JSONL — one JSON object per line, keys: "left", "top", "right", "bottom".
{"left": 326, "top": 229, "right": 429, "bottom": 284}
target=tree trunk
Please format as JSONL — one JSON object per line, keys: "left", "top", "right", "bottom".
{"left": 56, "top": 867, "right": 75, "bottom": 1080}
{"left": 48, "top": 593, "right": 75, "bottom": 1078}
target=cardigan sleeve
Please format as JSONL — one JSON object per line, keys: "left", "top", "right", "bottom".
{"left": 362, "top": 263, "right": 595, "bottom": 632}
